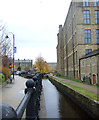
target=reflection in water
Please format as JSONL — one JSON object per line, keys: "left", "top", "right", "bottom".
{"left": 43, "top": 80, "right": 60, "bottom": 118}
{"left": 43, "top": 79, "right": 92, "bottom": 119}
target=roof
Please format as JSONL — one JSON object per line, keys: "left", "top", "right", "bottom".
{"left": 15, "top": 59, "right": 32, "bottom": 63}
{"left": 80, "top": 49, "right": 99, "bottom": 60}
{"left": 48, "top": 62, "right": 57, "bottom": 64}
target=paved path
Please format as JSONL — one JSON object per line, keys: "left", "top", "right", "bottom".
{"left": 0, "top": 75, "right": 47, "bottom": 118}
{"left": 39, "top": 88, "right": 47, "bottom": 118}
{"left": 0, "top": 75, "right": 27, "bottom": 109}
{"left": 54, "top": 76, "right": 99, "bottom": 95}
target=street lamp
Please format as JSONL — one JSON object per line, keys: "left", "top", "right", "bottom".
{"left": 5, "top": 32, "right": 15, "bottom": 79}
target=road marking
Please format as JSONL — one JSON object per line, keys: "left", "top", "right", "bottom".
{"left": 19, "top": 90, "right": 24, "bottom": 94}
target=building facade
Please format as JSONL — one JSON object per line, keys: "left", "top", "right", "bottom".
{"left": 56, "top": 26, "right": 64, "bottom": 75}
{"left": 57, "top": 0, "right": 99, "bottom": 81}
{"left": 48, "top": 62, "right": 57, "bottom": 71}
{"left": 15, "top": 59, "right": 33, "bottom": 71}
{"left": 80, "top": 49, "right": 99, "bottom": 85}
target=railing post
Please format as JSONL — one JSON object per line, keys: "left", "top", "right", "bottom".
{"left": 36, "top": 73, "right": 42, "bottom": 110}
{"left": 32, "top": 76, "right": 39, "bottom": 119}
{"left": 32, "top": 73, "right": 42, "bottom": 118}
{"left": 25, "top": 79, "right": 37, "bottom": 119}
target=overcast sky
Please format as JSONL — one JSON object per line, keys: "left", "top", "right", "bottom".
{"left": 0, "top": 0, "right": 71, "bottom": 63}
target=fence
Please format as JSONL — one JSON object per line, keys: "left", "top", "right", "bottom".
{"left": 0, "top": 73, "right": 42, "bottom": 119}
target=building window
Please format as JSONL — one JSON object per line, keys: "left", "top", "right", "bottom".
{"left": 85, "top": 49, "right": 92, "bottom": 55}
{"left": 83, "top": 0, "right": 89, "bottom": 6}
{"left": 95, "top": 10, "right": 99, "bottom": 24}
{"left": 94, "top": 0, "right": 99, "bottom": 6}
{"left": 84, "top": 30, "right": 91, "bottom": 44}
{"left": 83, "top": 10, "right": 90, "bottom": 24}
{"left": 96, "top": 29, "right": 99, "bottom": 43}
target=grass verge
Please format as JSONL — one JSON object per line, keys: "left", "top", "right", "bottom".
{"left": 50, "top": 76, "right": 99, "bottom": 102}
{"left": 57, "top": 76, "right": 99, "bottom": 87}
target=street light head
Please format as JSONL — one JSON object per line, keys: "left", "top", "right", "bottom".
{"left": 5, "top": 35, "right": 9, "bottom": 38}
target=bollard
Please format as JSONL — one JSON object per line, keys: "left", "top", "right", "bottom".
{"left": 0, "top": 104, "right": 18, "bottom": 119}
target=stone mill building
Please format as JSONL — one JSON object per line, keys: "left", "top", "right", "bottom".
{"left": 56, "top": 0, "right": 99, "bottom": 85}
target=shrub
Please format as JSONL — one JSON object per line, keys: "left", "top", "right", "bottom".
{"left": 0, "top": 73, "right": 5, "bottom": 83}
{"left": 0, "top": 56, "right": 11, "bottom": 80}
{"left": 56, "top": 73, "right": 61, "bottom": 77}
{"left": 2, "top": 66, "right": 11, "bottom": 80}
{"left": 17, "top": 66, "right": 21, "bottom": 71}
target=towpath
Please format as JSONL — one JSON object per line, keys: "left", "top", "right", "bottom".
{"left": 54, "top": 76, "right": 99, "bottom": 95}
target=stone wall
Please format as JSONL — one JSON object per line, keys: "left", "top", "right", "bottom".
{"left": 49, "top": 76, "right": 99, "bottom": 119}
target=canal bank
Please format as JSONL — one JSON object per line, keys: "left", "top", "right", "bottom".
{"left": 42, "top": 79, "right": 94, "bottom": 119}
{"left": 48, "top": 76, "right": 99, "bottom": 120}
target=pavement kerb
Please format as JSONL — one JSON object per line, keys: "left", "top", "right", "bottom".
{"left": 39, "top": 88, "right": 47, "bottom": 118}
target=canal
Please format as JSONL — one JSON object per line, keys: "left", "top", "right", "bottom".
{"left": 42, "top": 79, "right": 93, "bottom": 119}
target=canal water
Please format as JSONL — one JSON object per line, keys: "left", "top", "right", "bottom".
{"left": 42, "top": 79, "right": 93, "bottom": 119}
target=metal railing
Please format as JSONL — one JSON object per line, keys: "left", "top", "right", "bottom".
{"left": 0, "top": 73, "right": 42, "bottom": 119}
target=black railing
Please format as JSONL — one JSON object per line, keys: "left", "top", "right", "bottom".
{"left": 0, "top": 73, "right": 42, "bottom": 119}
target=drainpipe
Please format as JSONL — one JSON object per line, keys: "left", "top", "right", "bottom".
{"left": 65, "top": 34, "right": 68, "bottom": 77}
{"left": 79, "top": 58, "right": 81, "bottom": 80}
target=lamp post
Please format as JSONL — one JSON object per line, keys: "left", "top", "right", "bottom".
{"left": 5, "top": 32, "right": 15, "bottom": 79}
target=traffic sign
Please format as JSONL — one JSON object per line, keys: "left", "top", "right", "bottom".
{"left": 14, "top": 47, "right": 17, "bottom": 53}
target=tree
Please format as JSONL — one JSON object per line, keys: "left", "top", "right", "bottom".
{"left": 0, "top": 22, "right": 12, "bottom": 57}
{"left": 0, "top": 22, "right": 12, "bottom": 80}
{"left": 34, "top": 56, "right": 50, "bottom": 73}
{"left": 17, "top": 66, "right": 21, "bottom": 71}
{"left": 1, "top": 56, "right": 11, "bottom": 80}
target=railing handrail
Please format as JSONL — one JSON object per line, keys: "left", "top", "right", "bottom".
{"left": 16, "top": 88, "right": 33, "bottom": 118}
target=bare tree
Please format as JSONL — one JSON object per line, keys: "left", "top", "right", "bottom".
{"left": 0, "top": 22, "right": 12, "bottom": 57}
{"left": 0, "top": 21, "right": 12, "bottom": 80}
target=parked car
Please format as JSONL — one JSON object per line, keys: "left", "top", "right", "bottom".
{"left": 16, "top": 71, "right": 21, "bottom": 75}
{"left": 19, "top": 71, "right": 28, "bottom": 76}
